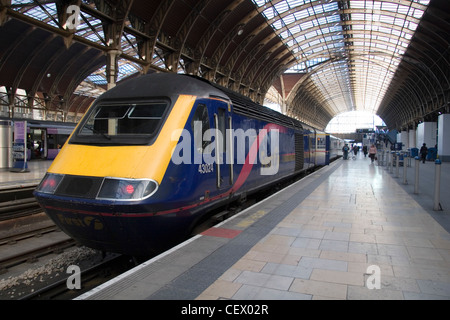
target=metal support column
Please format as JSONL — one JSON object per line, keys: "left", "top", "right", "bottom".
{"left": 395, "top": 152, "right": 400, "bottom": 178}
{"left": 403, "top": 154, "right": 408, "bottom": 185}
{"left": 414, "top": 156, "right": 420, "bottom": 194}
{"left": 434, "top": 159, "right": 442, "bottom": 211}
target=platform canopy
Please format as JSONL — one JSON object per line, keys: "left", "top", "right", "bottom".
{"left": 0, "top": 0, "right": 448, "bottom": 130}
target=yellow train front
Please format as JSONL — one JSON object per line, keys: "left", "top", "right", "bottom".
{"left": 34, "top": 73, "right": 307, "bottom": 256}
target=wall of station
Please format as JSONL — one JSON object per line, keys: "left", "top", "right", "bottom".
{"left": 438, "top": 114, "right": 450, "bottom": 162}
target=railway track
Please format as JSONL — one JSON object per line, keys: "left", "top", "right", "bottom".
{"left": 0, "top": 211, "right": 73, "bottom": 275}
{"left": 0, "top": 237, "right": 76, "bottom": 274}
{"left": 0, "top": 225, "right": 58, "bottom": 246}
{"left": 18, "top": 253, "right": 134, "bottom": 300}
{"left": 0, "top": 185, "right": 41, "bottom": 221}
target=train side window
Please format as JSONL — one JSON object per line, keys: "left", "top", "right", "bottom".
{"left": 192, "top": 103, "right": 210, "bottom": 152}
{"left": 317, "top": 137, "right": 326, "bottom": 149}
{"left": 47, "top": 134, "right": 55, "bottom": 149}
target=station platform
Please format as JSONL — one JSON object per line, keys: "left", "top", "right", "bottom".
{"left": 0, "top": 160, "right": 51, "bottom": 189}
{"left": 76, "top": 152, "right": 450, "bottom": 301}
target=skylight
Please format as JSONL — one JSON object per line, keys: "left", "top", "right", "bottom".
{"left": 10, "top": 0, "right": 143, "bottom": 97}
{"left": 252, "top": 0, "right": 430, "bottom": 115}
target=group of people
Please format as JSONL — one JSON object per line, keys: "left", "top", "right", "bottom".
{"left": 342, "top": 142, "right": 433, "bottom": 164}
{"left": 342, "top": 143, "right": 377, "bottom": 163}
{"left": 342, "top": 143, "right": 434, "bottom": 163}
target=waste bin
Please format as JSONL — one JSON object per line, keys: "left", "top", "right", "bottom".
{"left": 410, "top": 147, "right": 418, "bottom": 158}
{"left": 427, "top": 147, "right": 437, "bottom": 161}
{"left": 398, "top": 153, "right": 404, "bottom": 166}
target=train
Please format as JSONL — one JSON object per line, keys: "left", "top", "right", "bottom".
{"left": 33, "top": 73, "right": 342, "bottom": 256}
{"left": 0, "top": 117, "right": 76, "bottom": 161}
{"left": 25, "top": 119, "right": 76, "bottom": 160}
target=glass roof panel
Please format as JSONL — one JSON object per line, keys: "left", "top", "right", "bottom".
{"left": 253, "top": 0, "right": 430, "bottom": 116}
{"left": 75, "top": 13, "right": 105, "bottom": 44}
{"left": 274, "top": 1, "right": 289, "bottom": 14}
{"left": 11, "top": 0, "right": 59, "bottom": 28}
{"left": 10, "top": 1, "right": 149, "bottom": 98}
{"left": 9, "top": 0, "right": 432, "bottom": 118}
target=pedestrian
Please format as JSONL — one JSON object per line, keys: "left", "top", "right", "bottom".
{"left": 342, "top": 143, "right": 350, "bottom": 160}
{"left": 420, "top": 143, "right": 428, "bottom": 163}
{"left": 368, "top": 144, "right": 377, "bottom": 163}
{"left": 363, "top": 145, "right": 368, "bottom": 157}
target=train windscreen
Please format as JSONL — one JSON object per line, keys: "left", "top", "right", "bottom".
{"left": 70, "top": 100, "right": 170, "bottom": 145}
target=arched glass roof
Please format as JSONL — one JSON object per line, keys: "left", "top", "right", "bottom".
{"left": 6, "top": 0, "right": 435, "bottom": 127}
{"left": 252, "top": 0, "right": 430, "bottom": 115}
{"left": 10, "top": 0, "right": 145, "bottom": 94}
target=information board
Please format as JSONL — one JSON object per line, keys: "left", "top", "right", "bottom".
{"left": 11, "top": 121, "right": 29, "bottom": 172}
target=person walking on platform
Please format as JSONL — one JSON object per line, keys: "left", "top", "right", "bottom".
{"left": 420, "top": 143, "right": 428, "bottom": 163}
{"left": 368, "top": 144, "right": 377, "bottom": 163}
{"left": 363, "top": 145, "right": 368, "bottom": 157}
{"left": 342, "top": 143, "right": 350, "bottom": 160}
{"left": 352, "top": 145, "right": 359, "bottom": 157}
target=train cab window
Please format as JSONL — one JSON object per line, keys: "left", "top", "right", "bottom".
{"left": 73, "top": 100, "right": 169, "bottom": 145}
{"left": 191, "top": 103, "right": 210, "bottom": 152}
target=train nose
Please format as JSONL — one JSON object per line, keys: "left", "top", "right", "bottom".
{"left": 39, "top": 203, "right": 134, "bottom": 254}
{"left": 34, "top": 191, "right": 188, "bottom": 256}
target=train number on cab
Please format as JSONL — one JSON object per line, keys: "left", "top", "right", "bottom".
{"left": 198, "top": 163, "right": 214, "bottom": 174}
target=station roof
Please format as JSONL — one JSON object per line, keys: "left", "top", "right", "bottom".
{"left": 0, "top": 0, "right": 448, "bottom": 130}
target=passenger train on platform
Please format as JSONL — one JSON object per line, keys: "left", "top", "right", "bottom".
{"left": 34, "top": 73, "right": 341, "bottom": 256}
{"left": 0, "top": 117, "right": 76, "bottom": 161}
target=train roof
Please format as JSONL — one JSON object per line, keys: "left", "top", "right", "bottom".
{"left": 96, "top": 73, "right": 229, "bottom": 103}
{"left": 185, "top": 75, "right": 303, "bottom": 130}
{"left": 96, "top": 73, "right": 303, "bottom": 130}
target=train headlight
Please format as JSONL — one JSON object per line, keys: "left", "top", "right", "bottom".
{"left": 97, "top": 178, "right": 159, "bottom": 201}
{"left": 36, "top": 173, "right": 64, "bottom": 194}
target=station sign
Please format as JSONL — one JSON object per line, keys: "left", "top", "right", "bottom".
{"left": 356, "top": 128, "right": 374, "bottom": 133}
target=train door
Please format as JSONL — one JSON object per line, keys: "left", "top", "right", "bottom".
{"left": 28, "top": 127, "right": 47, "bottom": 159}
{"left": 315, "top": 133, "right": 328, "bottom": 165}
{"left": 303, "top": 130, "right": 310, "bottom": 166}
{"left": 325, "top": 134, "right": 330, "bottom": 164}
{"left": 310, "top": 130, "right": 316, "bottom": 166}
{"left": 294, "top": 132, "right": 303, "bottom": 172}
{"left": 213, "top": 101, "right": 232, "bottom": 189}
